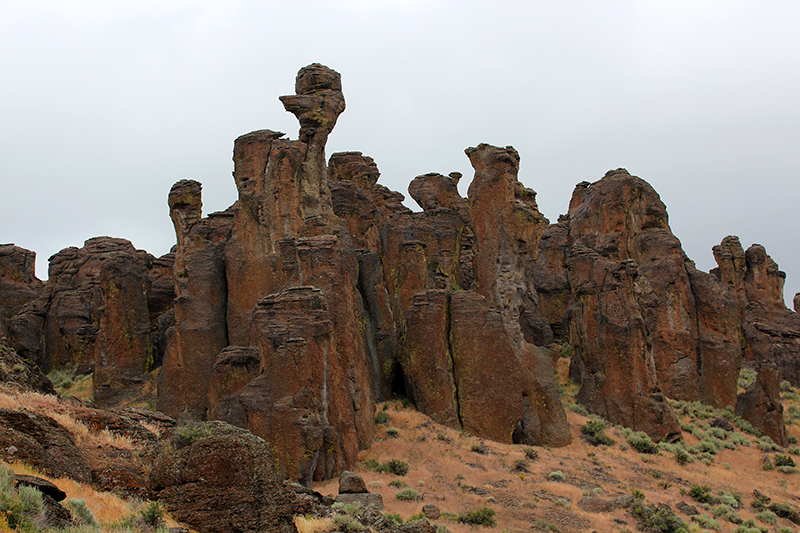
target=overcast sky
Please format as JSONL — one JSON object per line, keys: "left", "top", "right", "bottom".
{"left": 1, "top": 1, "right": 798, "bottom": 307}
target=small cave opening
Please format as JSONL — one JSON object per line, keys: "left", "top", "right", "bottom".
{"left": 390, "top": 362, "right": 408, "bottom": 399}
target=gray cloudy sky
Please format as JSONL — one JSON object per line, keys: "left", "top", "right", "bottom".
{"left": 1, "top": 1, "right": 798, "bottom": 307}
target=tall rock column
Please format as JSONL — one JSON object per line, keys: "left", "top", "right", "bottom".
{"left": 158, "top": 180, "right": 231, "bottom": 420}
{"left": 463, "top": 144, "right": 570, "bottom": 446}
{"left": 204, "top": 64, "right": 375, "bottom": 481}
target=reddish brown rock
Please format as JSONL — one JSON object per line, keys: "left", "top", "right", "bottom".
{"left": 0, "top": 244, "right": 42, "bottom": 339}
{"left": 0, "top": 338, "right": 54, "bottom": 394}
{"left": 158, "top": 181, "right": 231, "bottom": 420}
{"left": 712, "top": 236, "right": 800, "bottom": 385}
{"left": 794, "top": 293, "right": 799, "bottom": 313}
{"left": 150, "top": 422, "right": 329, "bottom": 533}
{"left": 736, "top": 363, "right": 787, "bottom": 446}
{"left": 402, "top": 290, "right": 459, "bottom": 428}
{"left": 241, "top": 287, "right": 357, "bottom": 484}
{"left": 0, "top": 409, "right": 92, "bottom": 483}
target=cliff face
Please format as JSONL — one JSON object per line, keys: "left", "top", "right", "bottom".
{"left": 4, "top": 64, "right": 799, "bottom": 478}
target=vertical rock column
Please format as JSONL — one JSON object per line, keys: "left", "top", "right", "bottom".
{"left": 158, "top": 180, "right": 231, "bottom": 420}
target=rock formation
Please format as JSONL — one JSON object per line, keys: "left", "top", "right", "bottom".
{"left": 6, "top": 237, "right": 174, "bottom": 406}
{"left": 3, "top": 63, "right": 799, "bottom": 486}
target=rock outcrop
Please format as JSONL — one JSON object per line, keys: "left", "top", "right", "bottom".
{"left": 535, "top": 170, "right": 746, "bottom": 440}
{"left": 4, "top": 62, "right": 800, "bottom": 491}
{"left": 736, "top": 363, "right": 787, "bottom": 446}
{"left": 712, "top": 236, "right": 800, "bottom": 386}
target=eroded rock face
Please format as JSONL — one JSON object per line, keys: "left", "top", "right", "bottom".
{"left": 536, "top": 169, "right": 747, "bottom": 440}
{"left": 0, "top": 244, "right": 42, "bottom": 339}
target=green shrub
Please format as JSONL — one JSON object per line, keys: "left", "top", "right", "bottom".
{"left": 457, "top": 507, "right": 496, "bottom": 527}
{"left": 375, "top": 410, "right": 390, "bottom": 424}
{"left": 140, "top": 500, "right": 165, "bottom": 527}
{"left": 384, "top": 513, "right": 403, "bottom": 525}
{"left": 394, "top": 488, "right": 420, "bottom": 501}
{"left": 774, "top": 454, "right": 796, "bottom": 468}
{"left": 626, "top": 431, "right": 658, "bottom": 454}
{"left": 388, "top": 480, "right": 407, "bottom": 488}
{"left": 547, "top": 470, "right": 565, "bottom": 482}
{"left": 376, "top": 459, "right": 409, "bottom": 476}
{"left": 579, "top": 419, "right": 615, "bottom": 446}
{"left": 632, "top": 501, "right": 689, "bottom": 533}
{"left": 0, "top": 468, "right": 44, "bottom": 532}
{"left": 689, "top": 484, "right": 712, "bottom": 503}
{"left": 523, "top": 447, "right": 539, "bottom": 460}
{"left": 769, "top": 501, "right": 800, "bottom": 522}
{"left": 385, "top": 427, "right": 399, "bottom": 438}
{"left": 67, "top": 497, "right": 100, "bottom": 528}
{"left": 754, "top": 510, "right": 778, "bottom": 525}
{"left": 363, "top": 459, "right": 380, "bottom": 471}
{"left": 692, "top": 513, "right": 721, "bottom": 530}
{"left": 332, "top": 513, "right": 366, "bottom": 532}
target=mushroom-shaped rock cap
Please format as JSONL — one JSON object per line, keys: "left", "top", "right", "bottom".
{"left": 296, "top": 63, "right": 343, "bottom": 94}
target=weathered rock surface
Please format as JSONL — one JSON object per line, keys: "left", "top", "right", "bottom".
{"left": 150, "top": 421, "right": 329, "bottom": 533}
{"left": 0, "top": 244, "right": 42, "bottom": 339}
{"left": 0, "top": 338, "right": 55, "bottom": 394}
{"left": 712, "top": 236, "right": 800, "bottom": 386}
{"left": 6, "top": 238, "right": 174, "bottom": 407}
{"left": 736, "top": 363, "right": 787, "bottom": 446}
{"left": 536, "top": 169, "right": 746, "bottom": 440}
{"left": 0, "top": 408, "right": 92, "bottom": 482}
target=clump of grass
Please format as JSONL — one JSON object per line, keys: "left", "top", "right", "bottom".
{"left": 385, "top": 427, "right": 399, "bottom": 438}
{"left": 394, "top": 488, "right": 420, "bottom": 501}
{"left": 367, "top": 459, "right": 409, "bottom": 476}
{"left": 174, "top": 421, "right": 213, "bottom": 448}
{"left": 457, "top": 507, "right": 496, "bottom": 527}
{"left": 547, "top": 470, "right": 565, "bottom": 482}
{"left": 522, "top": 447, "right": 539, "bottom": 460}
{"left": 579, "top": 418, "right": 615, "bottom": 446}
{"left": 692, "top": 513, "right": 721, "bottom": 530}
{"left": 139, "top": 500, "right": 165, "bottom": 528}
{"left": 67, "top": 497, "right": 100, "bottom": 528}
{"left": 631, "top": 501, "right": 689, "bottom": 533}
{"left": 623, "top": 429, "right": 658, "bottom": 454}
{"left": 689, "top": 484, "right": 712, "bottom": 503}
{"left": 375, "top": 410, "right": 390, "bottom": 424}
{"left": 387, "top": 480, "right": 406, "bottom": 488}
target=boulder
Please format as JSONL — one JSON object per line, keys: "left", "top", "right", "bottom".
{"left": 335, "top": 493, "right": 385, "bottom": 510}
{"left": 150, "top": 421, "right": 329, "bottom": 533}
{"left": 338, "top": 471, "right": 368, "bottom": 494}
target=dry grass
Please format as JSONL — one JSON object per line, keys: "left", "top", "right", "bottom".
{"left": 312, "top": 360, "right": 800, "bottom": 533}
{"left": 3, "top": 460, "right": 189, "bottom": 532}
{"left": 294, "top": 515, "right": 336, "bottom": 533}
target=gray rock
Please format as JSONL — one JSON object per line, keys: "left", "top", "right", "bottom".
{"left": 339, "top": 470, "right": 368, "bottom": 494}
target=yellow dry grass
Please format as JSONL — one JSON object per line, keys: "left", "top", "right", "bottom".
{"left": 294, "top": 515, "right": 336, "bottom": 533}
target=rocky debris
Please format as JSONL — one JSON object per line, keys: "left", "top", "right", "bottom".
{"left": 0, "top": 408, "right": 91, "bottom": 483}
{"left": 335, "top": 493, "right": 385, "bottom": 510}
{"left": 795, "top": 293, "right": 800, "bottom": 313}
{"left": 736, "top": 362, "right": 787, "bottom": 446}
{"left": 150, "top": 421, "right": 329, "bottom": 533}
{"left": 335, "top": 470, "right": 384, "bottom": 510}
{"left": 577, "top": 494, "right": 634, "bottom": 513}
{"left": 675, "top": 501, "right": 700, "bottom": 516}
{"left": 338, "top": 471, "right": 368, "bottom": 494}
